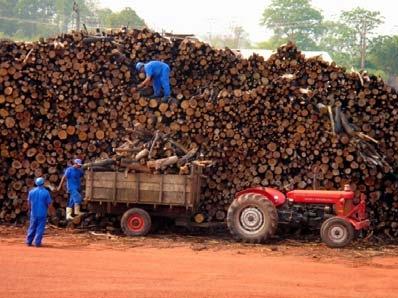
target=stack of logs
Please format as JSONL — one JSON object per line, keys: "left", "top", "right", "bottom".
{"left": 0, "top": 29, "right": 397, "bottom": 238}
{"left": 84, "top": 124, "right": 208, "bottom": 175}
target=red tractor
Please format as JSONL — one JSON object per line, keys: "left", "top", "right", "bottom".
{"left": 227, "top": 184, "right": 370, "bottom": 248}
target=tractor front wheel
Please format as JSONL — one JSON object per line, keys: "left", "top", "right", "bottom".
{"left": 320, "top": 217, "right": 354, "bottom": 248}
{"left": 121, "top": 208, "right": 151, "bottom": 236}
{"left": 227, "top": 193, "right": 278, "bottom": 243}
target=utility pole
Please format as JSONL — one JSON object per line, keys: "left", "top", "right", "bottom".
{"left": 73, "top": 1, "right": 80, "bottom": 31}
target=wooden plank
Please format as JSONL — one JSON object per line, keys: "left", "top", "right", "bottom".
{"left": 89, "top": 172, "right": 188, "bottom": 185}
{"left": 113, "top": 171, "right": 117, "bottom": 203}
{"left": 87, "top": 179, "right": 193, "bottom": 192}
{"left": 90, "top": 187, "right": 192, "bottom": 205}
{"left": 159, "top": 175, "right": 164, "bottom": 203}
{"left": 86, "top": 171, "right": 200, "bottom": 208}
{"left": 135, "top": 173, "right": 140, "bottom": 202}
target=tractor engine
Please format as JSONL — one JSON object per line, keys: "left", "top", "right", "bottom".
{"left": 277, "top": 203, "right": 334, "bottom": 229}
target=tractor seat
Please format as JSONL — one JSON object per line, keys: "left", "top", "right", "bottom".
{"left": 287, "top": 190, "right": 354, "bottom": 201}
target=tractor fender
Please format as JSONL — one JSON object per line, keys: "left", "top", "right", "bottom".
{"left": 235, "top": 187, "right": 286, "bottom": 207}
{"left": 334, "top": 215, "right": 370, "bottom": 231}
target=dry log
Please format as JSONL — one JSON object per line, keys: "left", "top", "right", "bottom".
{"left": 0, "top": 29, "right": 397, "bottom": 237}
{"left": 135, "top": 148, "right": 149, "bottom": 161}
{"left": 147, "top": 156, "right": 179, "bottom": 170}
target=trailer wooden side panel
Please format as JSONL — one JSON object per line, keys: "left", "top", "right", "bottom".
{"left": 85, "top": 168, "right": 202, "bottom": 209}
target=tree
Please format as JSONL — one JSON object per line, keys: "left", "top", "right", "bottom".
{"left": 256, "top": 36, "right": 287, "bottom": 50}
{"left": 368, "top": 35, "right": 398, "bottom": 79}
{"left": 96, "top": 8, "right": 112, "bottom": 27}
{"left": 0, "top": 0, "right": 21, "bottom": 36}
{"left": 0, "top": 0, "right": 97, "bottom": 40}
{"left": 230, "top": 26, "right": 251, "bottom": 48}
{"left": 318, "top": 21, "right": 357, "bottom": 68}
{"left": 340, "top": 7, "right": 383, "bottom": 69}
{"left": 54, "top": 0, "right": 97, "bottom": 31}
{"left": 260, "top": 0, "right": 323, "bottom": 50}
{"left": 204, "top": 25, "right": 251, "bottom": 49}
{"left": 8, "top": 0, "right": 58, "bottom": 38}
{"left": 103, "top": 7, "right": 145, "bottom": 29}
{"left": 0, "top": 1, "right": 146, "bottom": 40}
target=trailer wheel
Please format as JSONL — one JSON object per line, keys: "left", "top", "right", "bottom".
{"left": 320, "top": 217, "right": 354, "bottom": 248}
{"left": 227, "top": 193, "right": 278, "bottom": 243}
{"left": 121, "top": 208, "right": 151, "bottom": 236}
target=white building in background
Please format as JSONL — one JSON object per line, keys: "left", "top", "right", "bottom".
{"left": 234, "top": 49, "right": 333, "bottom": 63}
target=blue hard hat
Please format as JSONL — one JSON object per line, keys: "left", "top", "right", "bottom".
{"left": 135, "top": 62, "right": 144, "bottom": 72}
{"left": 74, "top": 159, "right": 82, "bottom": 165}
{"left": 35, "top": 177, "right": 45, "bottom": 186}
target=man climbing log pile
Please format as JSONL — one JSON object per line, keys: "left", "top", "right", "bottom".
{"left": 0, "top": 28, "right": 397, "bottom": 237}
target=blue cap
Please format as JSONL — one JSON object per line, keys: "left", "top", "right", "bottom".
{"left": 135, "top": 62, "right": 144, "bottom": 72}
{"left": 35, "top": 177, "right": 45, "bottom": 186}
{"left": 74, "top": 159, "right": 82, "bottom": 165}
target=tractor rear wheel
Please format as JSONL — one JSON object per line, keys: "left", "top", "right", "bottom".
{"left": 320, "top": 217, "right": 354, "bottom": 248}
{"left": 227, "top": 193, "right": 278, "bottom": 243}
{"left": 121, "top": 208, "right": 151, "bottom": 236}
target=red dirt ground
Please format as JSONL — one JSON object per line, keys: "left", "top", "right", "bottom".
{"left": 0, "top": 226, "right": 397, "bottom": 298}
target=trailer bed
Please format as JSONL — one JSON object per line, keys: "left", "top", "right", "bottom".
{"left": 85, "top": 167, "right": 202, "bottom": 210}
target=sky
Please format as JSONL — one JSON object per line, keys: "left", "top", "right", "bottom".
{"left": 97, "top": 0, "right": 398, "bottom": 43}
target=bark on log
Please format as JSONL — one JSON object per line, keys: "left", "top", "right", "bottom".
{"left": 0, "top": 30, "right": 397, "bottom": 236}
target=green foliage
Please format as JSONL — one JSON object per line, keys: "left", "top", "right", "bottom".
{"left": 96, "top": 8, "right": 113, "bottom": 27}
{"left": 318, "top": 20, "right": 357, "bottom": 68}
{"left": 340, "top": 7, "right": 383, "bottom": 35}
{"left": 340, "top": 7, "right": 383, "bottom": 68}
{"left": 256, "top": 36, "right": 288, "bottom": 50}
{"left": 368, "top": 35, "right": 398, "bottom": 76}
{"left": 260, "top": 0, "right": 323, "bottom": 50}
{"left": 259, "top": 4, "right": 387, "bottom": 74}
{"left": 103, "top": 7, "right": 146, "bottom": 29}
{"left": 0, "top": 1, "right": 145, "bottom": 41}
{"left": 0, "top": 0, "right": 57, "bottom": 38}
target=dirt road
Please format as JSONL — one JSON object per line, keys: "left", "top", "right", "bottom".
{"left": 0, "top": 226, "right": 397, "bottom": 298}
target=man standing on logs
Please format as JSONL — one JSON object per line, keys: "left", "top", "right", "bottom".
{"left": 57, "top": 159, "right": 84, "bottom": 220}
{"left": 26, "top": 177, "right": 52, "bottom": 247}
{"left": 135, "top": 61, "right": 171, "bottom": 103}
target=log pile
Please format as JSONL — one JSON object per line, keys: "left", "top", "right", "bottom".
{"left": 0, "top": 29, "right": 397, "bottom": 237}
{"left": 84, "top": 124, "right": 207, "bottom": 174}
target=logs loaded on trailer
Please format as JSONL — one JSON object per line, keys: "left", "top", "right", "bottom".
{"left": 0, "top": 28, "right": 397, "bottom": 238}
{"left": 83, "top": 124, "right": 209, "bottom": 174}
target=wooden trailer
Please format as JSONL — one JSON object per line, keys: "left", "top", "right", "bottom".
{"left": 85, "top": 165, "right": 203, "bottom": 236}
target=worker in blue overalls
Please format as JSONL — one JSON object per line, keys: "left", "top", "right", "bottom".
{"left": 135, "top": 61, "right": 171, "bottom": 103}
{"left": 57, "top": 159, "right": 84, "bottom": 220}
{"left": 26, "top": 177, "right": 52, "bottom": 247}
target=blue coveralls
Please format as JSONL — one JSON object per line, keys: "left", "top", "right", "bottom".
{"left": 26, "top": 186, "right": 52, "bottom": 246}
{"left": 64, "top": 166, "right": 84, "bottom": 207}
{"left": 144, "top": 61, "right": 171, "bottom": 97}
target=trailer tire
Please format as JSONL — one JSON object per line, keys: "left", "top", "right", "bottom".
{"left": 227, "top": 193, "right": 278, "bottom": 243}
{"left": 320, "top": 217, "right": 354, "bottom": 248}
{"left": 121, "top": 208, "right": 151, "bottom": 236}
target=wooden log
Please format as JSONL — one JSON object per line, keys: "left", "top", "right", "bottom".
{"left": 0, "top": 30, "right": 396, "bottom": 237}
{"left": 147, "top": 156, "right": 179, "bottom": 170}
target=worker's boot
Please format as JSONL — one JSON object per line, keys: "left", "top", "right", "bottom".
{"left": 161, "top": 96, "right": 171, "bottom": 103}
{"left": 74, "top": 204, "right": 85, "bottom": 216}
{"left": 66, "top": 207, "right": 74, "bottom": 220}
